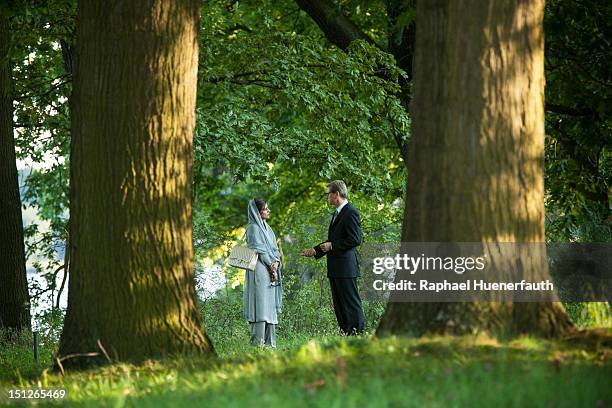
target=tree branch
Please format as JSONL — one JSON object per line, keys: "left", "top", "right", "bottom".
{"left": 295, "top": 0, "right": 377, "bottom": 50}
{"left": 545, "top": 103, "right": 597, "bottom": 118}
{"left": 15, "top": 78, "right": 71, "bottom": 101}
{"left": 205, "top": 64, "right": 328, "bottom": 84}
{"left": 227, "top": 79, "right": 282, "bottom": 89}
{"left": 30, "top": 263, "right": 64, "bottom": 300}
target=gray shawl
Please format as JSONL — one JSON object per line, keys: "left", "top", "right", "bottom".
{"left": 246, "top": 199, "right": 283, "bottom": 310}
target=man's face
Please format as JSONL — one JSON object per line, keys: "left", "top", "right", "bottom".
{"left": 327, "top": 190, "right": 340, "bottom": 207}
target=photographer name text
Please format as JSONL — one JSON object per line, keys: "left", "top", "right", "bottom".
{"left": 372, "top": 279, "right": 554, "bottom": 292}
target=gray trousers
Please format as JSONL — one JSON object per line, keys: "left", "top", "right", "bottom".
{"left": 250, "top": 321, "right": 276, "bottom": 347}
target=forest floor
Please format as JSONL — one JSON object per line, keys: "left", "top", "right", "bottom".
{"left": 1, "top": 333, "right": 610, "bottom": 407}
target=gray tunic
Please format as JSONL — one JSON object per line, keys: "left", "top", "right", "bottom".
{"left": 244, "top": 200, "right": 283, "bottom": 324}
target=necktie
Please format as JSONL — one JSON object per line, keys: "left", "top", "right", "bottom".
{"left": 330, "top": 209, "right": 338, "bottom": 226}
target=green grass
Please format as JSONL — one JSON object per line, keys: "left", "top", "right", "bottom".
{"left": 1, "top": 333, "right": 610, "bottom": 407}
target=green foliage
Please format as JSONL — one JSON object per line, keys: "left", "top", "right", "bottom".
{"left": 197, "top": 29, "right": 407, "bottom": 187}
{"left": 201, "top": 261, "right": 387, "bottom": 356}
{"left": 0, "top": 330, "right": 44, "bottom": 382}
{"left": 546, "top": 206, "right": 612, "bottom": 243}
{"left": 192, "top": 0, "right": 407, "bottom": 260}
{"left": 564, "top": 303, "right": 611, "bottom": 329}
{"left": 200, "top": 284, "right": 251, "bottom": 356}
{"left": 11, "top": 0, "right": 73, "bottom": 221}
{"left": 545, "top": 203, "right": 611, "bottom": 331}
{"left": 544, "top": 0, "right": 612, "bottom": 237}
{"left": 0, "top": 308, "right": 61, "bottom": 382}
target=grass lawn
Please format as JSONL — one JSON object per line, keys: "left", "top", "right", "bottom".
{"left": 1, "top": 334, "right": 610, "bottom": 407}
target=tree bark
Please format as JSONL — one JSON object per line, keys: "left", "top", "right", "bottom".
{"left": 376, "top": 0, "right": 574, "bottom": 338}
{"left": 0, "top": 11, "right": 31, "bottom": 333}
{"left": 58, "top": 0, "right": 213, "bottom": 367}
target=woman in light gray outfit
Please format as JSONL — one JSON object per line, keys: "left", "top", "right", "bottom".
{"left": 244, "top": 198, "right": 283, "bottom": 347}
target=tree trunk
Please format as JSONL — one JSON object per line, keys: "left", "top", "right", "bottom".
{"left": 58, "top": 0, "right": 213, "bottom": 367}
{"left": 376, "top": 0, "right": 574, "bottom": 338}
{"left": 0, "top": 11, "right": 31, "bottom": 333}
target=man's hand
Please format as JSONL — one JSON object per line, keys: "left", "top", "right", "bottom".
{"left": 270, "top": 261, "right": 279, "bottom": 273}
{"left": 300, "top": 248, "right": 316, "bottom": 257}
{"left": 319, "top": 242, "right": 332, "bottom": 252}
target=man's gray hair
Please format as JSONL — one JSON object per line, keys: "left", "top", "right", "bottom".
{"left": 327, "top": 180, "right": 348, "bottom": 198}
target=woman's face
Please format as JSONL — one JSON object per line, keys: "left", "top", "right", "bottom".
{"left": 259, "top": 204, "right": 271, "bottom": 220}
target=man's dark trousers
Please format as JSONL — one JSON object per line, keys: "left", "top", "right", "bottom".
{"left": 329, "top": 277, "right": 365, "bottom": 335}
{"left": 314, "top": 202, "right": 365, "bottom": 335}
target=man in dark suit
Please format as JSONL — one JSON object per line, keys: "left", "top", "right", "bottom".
{"left": 301, "top": 180, "right": 365, "bottom": 335}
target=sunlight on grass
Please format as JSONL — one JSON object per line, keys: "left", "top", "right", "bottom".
{"left": 1, "top": 334, "right": 610, "bottom": 407}
{"left": 509, "top": 335, "right": 546, "bottom": 350}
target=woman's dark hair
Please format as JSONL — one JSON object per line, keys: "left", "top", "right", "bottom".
{"left": 254, "top": 198, "right": 267, "bottom": 212}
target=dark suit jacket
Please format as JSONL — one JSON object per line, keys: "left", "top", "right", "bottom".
{"left": 314, "top": 202, "right": 362, "bottom": 278}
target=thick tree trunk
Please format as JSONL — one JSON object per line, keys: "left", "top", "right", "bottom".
{"left": 0, "top": 12, "right": 31, "bottom": 333}
{"left": 377, "top": 0, "right": 574, "bottom": 337}
{"left": 58, "top": 0, "right": 213, "bottom": 367}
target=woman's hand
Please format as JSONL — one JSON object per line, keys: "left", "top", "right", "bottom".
{"left": 269, "top": 261, "right": 279, "bottom": 281}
